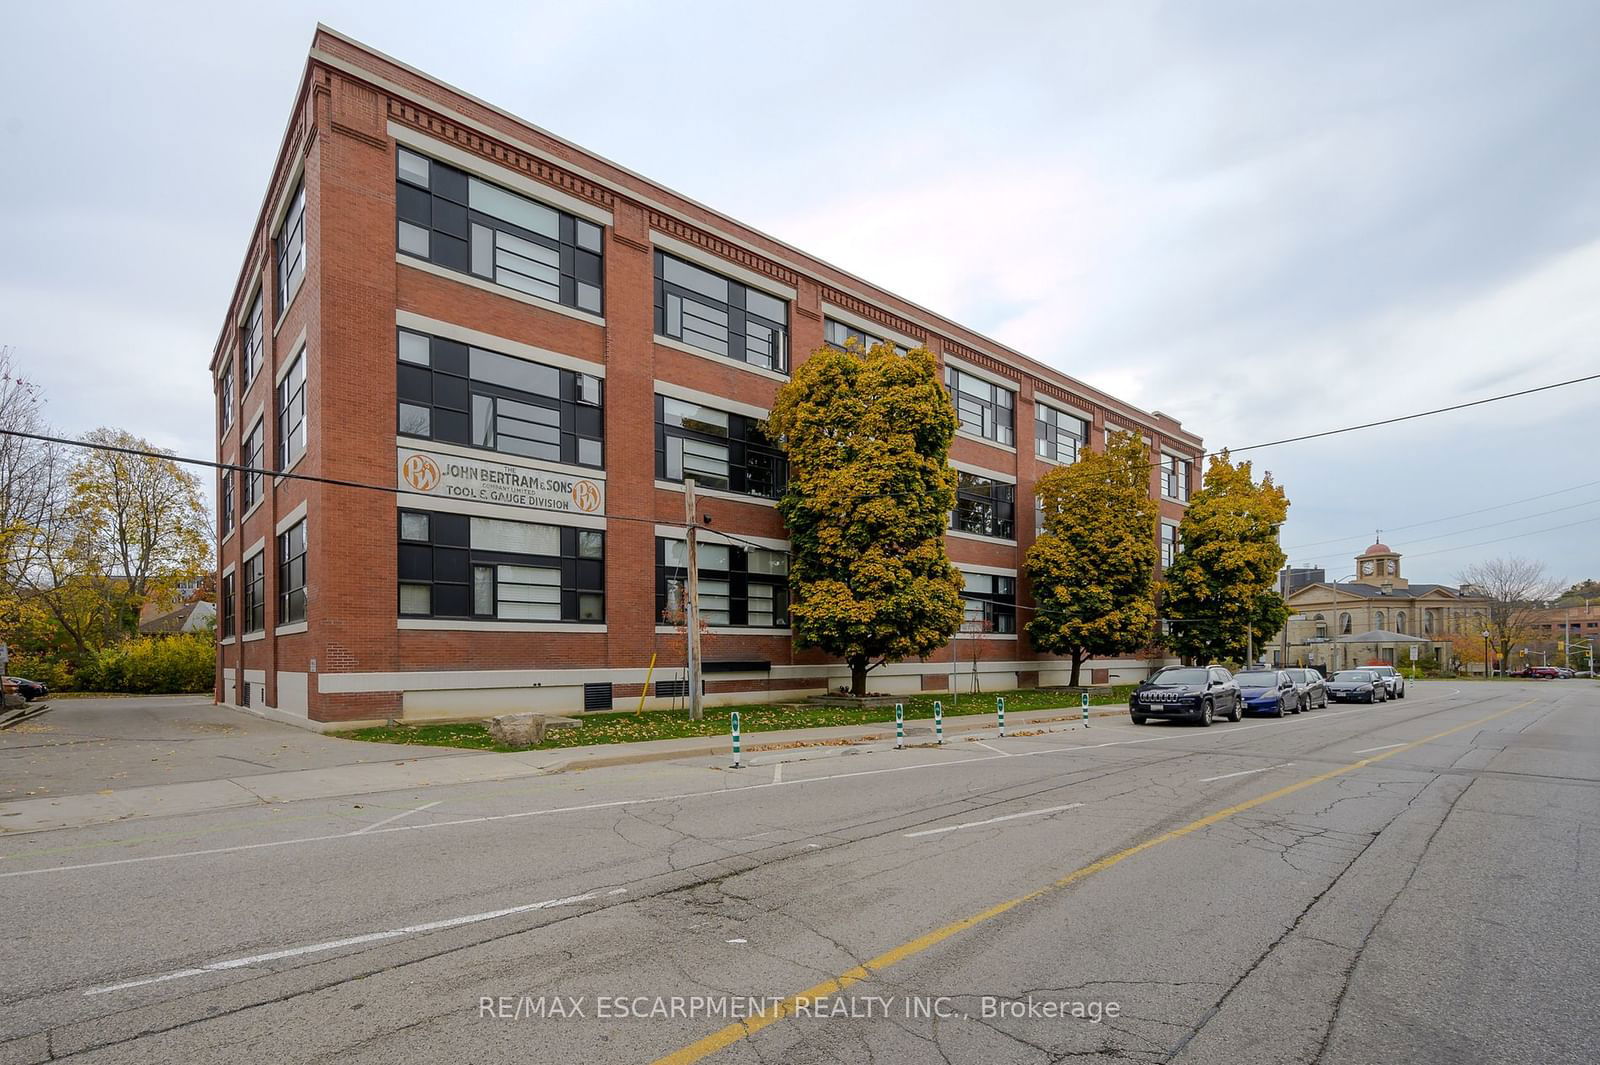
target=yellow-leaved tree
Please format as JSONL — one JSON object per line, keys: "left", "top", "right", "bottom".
{"left": 768, "top": 342, "right": 964, "bottom": 696}
{"left": 1026, "top": 430, "right": 1160, "bottom": 687}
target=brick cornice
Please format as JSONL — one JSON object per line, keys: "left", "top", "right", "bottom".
{"left": 387, "top": 98, "right": 616, "bottom": 212}
{"left": 647, "top": 210, "right": 799, "bottom": 289}
{"left": 818, "top": 285, "right": 926, "bottom": 344}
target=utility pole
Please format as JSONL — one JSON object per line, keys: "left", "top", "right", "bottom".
{"left": 684, "top": 479, "right": 703, "bottom": 720}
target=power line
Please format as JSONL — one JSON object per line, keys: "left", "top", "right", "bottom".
{"left": 0, "top": 427, "right": 685, "bottom": 533}
{"left": 1285, "top": 494, "right": 1600, "bottom": 564}
{"left": 1399, "top": 513, "right": 1600, "bottom": 561}
{"left": 1281, "top": 478, "right": 1600, "bottom": 552}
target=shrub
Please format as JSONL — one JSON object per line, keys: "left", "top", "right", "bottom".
{"left": 77, "top": 633, "right": 214, "bottom": 694}
{"left": 5, "top": 654, "right": 74, "bottom": 693}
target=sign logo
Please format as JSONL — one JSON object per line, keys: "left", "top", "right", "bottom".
{"left": 401, "top": 454, "right": 441, "bottom": 493}
{"left": 572, "top": 480, "right": 602, "bottom": 513}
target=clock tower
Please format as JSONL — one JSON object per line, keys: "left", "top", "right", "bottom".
{"left": 1356, "top": 538, "right": 1407, "bottom": 589}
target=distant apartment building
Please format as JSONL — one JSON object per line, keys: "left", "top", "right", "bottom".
{"left": 210, "top": 26, "right": 1204, "bottom": 726}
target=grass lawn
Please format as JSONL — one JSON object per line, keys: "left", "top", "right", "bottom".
{"left": 334, "top": 685, "right": 1139, "bottom": 754}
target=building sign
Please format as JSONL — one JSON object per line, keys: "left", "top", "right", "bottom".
{"left": 398, "top": 448, "right": 605, "bottom": 515}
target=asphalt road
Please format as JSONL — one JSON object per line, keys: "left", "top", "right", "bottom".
{"left": 1, "top": 681, "right": 1596, "bottom": 1064}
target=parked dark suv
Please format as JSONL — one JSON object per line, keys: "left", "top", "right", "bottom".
{"left": 1130, "top": 666, "right": 1242, "bottom": 726}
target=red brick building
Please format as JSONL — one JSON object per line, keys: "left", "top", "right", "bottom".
{"left": 211, "top": 26, "right": 1204, "bottom": 727}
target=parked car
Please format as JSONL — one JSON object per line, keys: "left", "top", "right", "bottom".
{"left": 1233, "top": 669, "right": 1301, "bottom": 716}
{"left": 1327, "top": 669, "right": 1388, "bottom": 703}
{"left": 1554, "top": 667, "right": 1575, "bottom": 679}
{"left": 1284, "top": 668, "right": 1328, "bottom": 710}
{"left": 3, "top": 676, "right": 47, "bottom": 701}
{"left": 1129, "top": 666, "right": 1242, "bottom": 726}
{"left": 1573, "top": 670, "right": 1595, "bottom": 678}
{"left": 1360, "top": 664, "right": 1406, "bottom": 698}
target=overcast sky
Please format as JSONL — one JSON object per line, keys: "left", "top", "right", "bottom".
{"left": 3, "top": 1, "right": 1597, "bottom": 587}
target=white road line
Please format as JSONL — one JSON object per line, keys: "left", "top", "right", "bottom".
{"left": 1352, "top": 742, "right": 1407, "bottom": 753}
{"left": 0, "top": 703, "right": 1434, "bottom": 880}
{"left": 905, "top": 803, "right": 1083, "bottom": 839}
{"left": 1199, "top": 762, "right": 1294, "bottom": 783}
{"left": 772, "top": 763, "right": 782, "bottom": 785}
{"left": 970, "top": 741, "right": 1010, "bottom": 756}
{"left": 84, "top": 890, "right": 600, "bottom": 996}
{"left": 352, "top": 800, "right": 440, "bottom": 834}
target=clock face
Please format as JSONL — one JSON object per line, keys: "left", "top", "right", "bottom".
{"left": 1386, "top": 559, "right": 1397, "bottom": 575}
{"left": 1361, "top": 561, "right": 1374, "bottom": 575}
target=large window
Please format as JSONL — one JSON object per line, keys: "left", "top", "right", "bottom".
{"left": 220, "top": 469, "right": 234, "bottom": 538}
{"left": 945, "top": 366, "right": 1014, "bottom": 445}
{"left": 397, "top": 328, "right": 603, "bottom": 468}
{"left": 961, "top": 571, "right": 1016, "bottom": 634}
{"left": 398, "top": 509, "right": 603, "bottom": 622}
{"left": 276, "top": 350, "right": 306, "bottom": 470}
{"left": 241, "top": 421, "right": 264, "bottom": 511}
{"left": 1160, "top": 523, "right": 1177, "bottom": 569}
{"left": 655, "top": 396, "right": 785, "bottom": 500}
{"left": 656, "top": 538, "right": 789, "bottom": 628}
{"left": 275, "top": 179, "right": 305, "bottom": 311}
{"left": 951, "top": 472, "right": 1015, "bottom": 539}
{"left": 241, "top": 291, "right": 264, "bottom": 390}
{"left": 1036, "top": 404, "right": 1086, "bottom": 464}
{"left": 823, "top": 317, "right": 907, "bottom": 356}
{"left": 396, "top": 148, "right": 603, "bottom": 315}
{"left": 654, "top": 251, "right": 789, "bottom": 373}
{"left": 243, "top": 553, "right": 265, "bottom": 633}
{"left": 278, "top": 519, "right": 307, "bottom": 625}
{"left": 218, "top": 363, "right": 234, "bottom": 435}
{"left": 1162, "top": 455, "right": 1191, "bottom": 501}
{"left": 220, "top": 572, "right": 235, "bottom": 639}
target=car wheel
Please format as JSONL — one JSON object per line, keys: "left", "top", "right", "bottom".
{"left": 1198, "top": 700, "right": 1214, "bottom": 727}
{"left": 1226, "top": 699, "right": 1242, "bottom": 722}
{"left": 1289, "top": 695, "right": 1302, "bottom": 714}
{"left": 1399, "top": 687, "right": 1406, "bottom": 699}
{"left": 1272, "top": 698, "right": 1285, "bottom": 718}
{"left": 1131, "top": 714, "right": 1147, "bottom": 726}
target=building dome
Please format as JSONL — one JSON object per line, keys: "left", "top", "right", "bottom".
{"left": 1362, "top": 542, "right": 1392, "bottom": 556}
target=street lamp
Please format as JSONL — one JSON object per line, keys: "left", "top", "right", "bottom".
{"left": 1325, "top": 574, "right": 1358, "bottom": 673}
{"left": 1482, "top": 629, "right": 1490, "bottom": 678}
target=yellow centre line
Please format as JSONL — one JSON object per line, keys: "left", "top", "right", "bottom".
{"left": 651, "top": 699, "right": 1533, "bottom": 1065}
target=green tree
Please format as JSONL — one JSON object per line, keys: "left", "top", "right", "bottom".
{"left": 769, "top": 341, "right": 964, "bottom": 695}
{"left": 1026, "top": 430, "right": 1159, "bottom": 686}
{"left": 1161, "top": 452, "right": 1290, "bottom": 665}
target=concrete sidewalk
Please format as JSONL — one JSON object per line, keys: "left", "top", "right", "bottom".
{"left": 0, "top": 703, "right": 1125, "bottom": 834}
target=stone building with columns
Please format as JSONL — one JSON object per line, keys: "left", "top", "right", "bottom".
{"left": 1276, "top": 542, "right": 1485, "bottom": 672}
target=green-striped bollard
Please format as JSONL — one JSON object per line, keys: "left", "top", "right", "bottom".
{"left": 934, "top": 701, "right": 943, "bottom": 744}
{"left": 730, "top": 711, "right": 741, "bottom": 769}
{"left": 997, "top": 696, "right": 1006, "bottom": 737}
{"left": 1081, "top": 691, "right": 1090, "bottom": 728}
{"left": 895, "top": 703, "right": 904, "bottom": 749}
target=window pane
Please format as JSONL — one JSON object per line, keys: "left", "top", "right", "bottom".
{"left": 400, "top": 512, "right": 430, "bottom": 542}
{"left": 576, "top": 220, "right": 603, "bottom": 253}
{"left": 662, "top": 539, "right": 688, "bottom": 568}
{"left": 470, "top": 349, "right": 560, "bottom": 397}
{"left": 664, "top": 398, "right": 729, "bottom": 435}
{"left": 470, "top": 223, "right": 493, "bottom": 276}
{"left": 662, "top": 256, "right": 728, "bottom": 302}
{"left": 748, "top": 549, "right": 788, "bottom": 575}
{"left": 468, "top": 178, "right": 560, "bottom": 238}
{"left": 399, "top": 403, "right": 431, "bottom": 436}
{"left": 578, "top": 592, "right": 603, "bottom": 621}
{"left": 399, "top": 583, "right": 431, "bottom": 615}
{"left": 397, "top": 149, "right": 430, "bottom": 187}
{"left": 577, "top": 530, "right": 603, "bottom": 559}
{"left": 699, "top": 544, "right": 731, "bottom": 570}
{"left": 745, "top": 287, "right": 786, "bottom": 323}
{"left": 471, "top": 517, "right": 560, "bottom": 555}
{"left": 398, "top": 221, "right": 430, "bottom": 256}
{"left": 473, "top": 566, "right": 494, "bottom": 615}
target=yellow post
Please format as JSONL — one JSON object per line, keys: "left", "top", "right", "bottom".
{"left": 636, "top": 652, "right": 658, "bottom": 714}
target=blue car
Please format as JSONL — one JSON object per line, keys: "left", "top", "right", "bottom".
{"left": 1232, "top": 669, "right": 1302, "bottom": 717}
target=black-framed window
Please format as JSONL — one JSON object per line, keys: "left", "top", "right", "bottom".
{"left": 241, "top": 291, "right": 264, "bottom": 390}
{"left": 243, "top": 553, "right": 265, "bottom": 633}
{"left": 1160, "top": 523, "right": 1177, "bottom": 569}
{"left": 278, "top": 519, "right": 307, "bottom": 625}
{"left": 654, "top": 251, "right": 789, "bottom": 373}
{"left": 241, "top": 421, "right": 264, "bottom": 510}
{"left": 944, "top": 366, "right": 1014, "bottom": 445}
{"left": 220, "top": 468, "right": 234, "bottom": 538}
{"left": 396, "top": 148, "right": 603, "bottom": 315}
{"left": 823, "top": 317, "right": 908, "bottom": 356}
{"left": 220, "top": 572, "right": 235, "bottom": 639}
{"left": 218, "top": 363, "right": 234, "bottom": 435}
{"left": 397, "top": 329, "right": 603, "bottom": 468}
{"left": 1162, "top": 455, "right": 1191, "bottom": 500}
{"left": 951, "top": 472, "right": 1015, "bottom": 540}
{"left": 275, "top": 179, "right": 305, "bottom": 312}
{"left": 277, "top": 350, "right": 306, "bottom": 470}
{"left": 655, "top": 395, "right": 785, "bottom": 500}
{"left": 655, "top": 537, "right": 789, "bottom": 628}
{"left": 961, "top": 571, "right": 1016, "bottom": 634}
{"left": 398, "top": 509, "right": 603, "bottom": 622}
{"left": 1036, "top": 404, "right": 1086, "bottom": 464}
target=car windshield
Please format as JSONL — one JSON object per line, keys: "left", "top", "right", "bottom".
{"left": 1235, "top": 672, "right": 1277, "bottom": 685}
{"left": 1151, "top": 668, "right": 1208, "bottom": 685}
{"left": 1333, "top": 671, "right": 1373, "bottom": 682}
{"left": 1285, "top": 670, "right": 1312, "bottom": 681}
{"left": 1366, "top": 666, "right": 1394, "bottom": 675}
